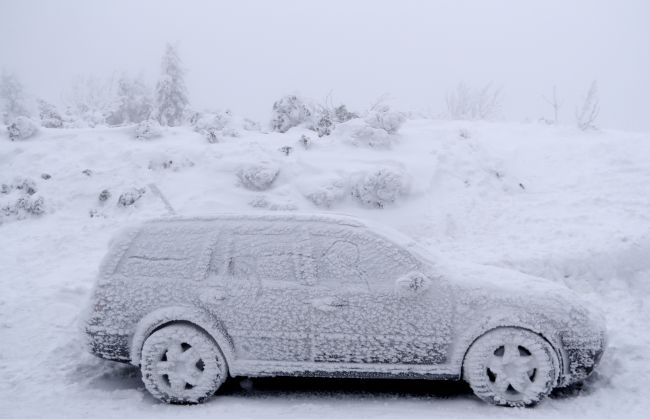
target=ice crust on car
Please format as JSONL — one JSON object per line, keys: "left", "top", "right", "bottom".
{"left": 85, "top": 212, "right": 605, "bottom": 405}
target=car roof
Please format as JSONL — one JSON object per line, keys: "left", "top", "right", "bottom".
{"left": 142, "top": 212, "right": 366, "bottom": 229}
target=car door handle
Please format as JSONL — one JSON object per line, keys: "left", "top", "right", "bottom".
{"left": 310, "top": 297, "right": 349, "bottom": 312}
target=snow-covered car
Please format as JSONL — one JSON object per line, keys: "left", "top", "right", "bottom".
{"left": 84, "top": 213, "right": 605, "bottom": 407}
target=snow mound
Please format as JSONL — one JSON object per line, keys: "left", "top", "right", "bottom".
{"left": 334, "top": 119, "right": 393, "bottom": 148}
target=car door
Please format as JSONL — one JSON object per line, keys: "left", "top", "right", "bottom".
{"left": 203, "top": 223, "right": 313, "bottom": 363}
{"left": 309, "top": 227, "right": 452, "bottom": 365}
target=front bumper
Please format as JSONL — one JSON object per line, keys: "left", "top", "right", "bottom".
{"left": 559, "top": 331, "right": 606, "bottom": 385}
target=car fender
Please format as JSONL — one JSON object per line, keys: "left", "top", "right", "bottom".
{"left": 450, "top": 307, "right": 566, "bottom": 382}
{"left": 129, "top": 305, "right": 235, "bottom": 370}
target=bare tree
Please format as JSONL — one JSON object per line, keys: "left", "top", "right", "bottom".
{"left": 575, "top": 80, "right": 600, "bottom": 131}
{"left": 445, "top": 82, "right": 503, "bottom": 120}
{"left": 542, "top": 85, "right": 563, "bottom": 124}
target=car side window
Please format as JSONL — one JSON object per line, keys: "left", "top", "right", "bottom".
{"left": 359, "top": 233, "right": 421, "bottom": 290}
{"left": 210, "top": 232, "right": 308, "bottom": 286}
{"left": 311, "top": 233, "right": 369, "bottom": 292}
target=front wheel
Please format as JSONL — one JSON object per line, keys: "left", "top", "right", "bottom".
{"left": 463, "top": 327, "right": 559, "bottom": 407}
{"left": 140, "top": 323, "right": 228, "bottom": 404}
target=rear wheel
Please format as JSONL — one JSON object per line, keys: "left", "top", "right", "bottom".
{"left": 463, "top": 327, "right": 559, "bottom": 407}
{"left": 140, "top": 323, "right": 227, "bottom": 404}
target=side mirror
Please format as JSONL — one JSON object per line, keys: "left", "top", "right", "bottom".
{"left": 395, "top": 272, "right": 431, "bottom": 296}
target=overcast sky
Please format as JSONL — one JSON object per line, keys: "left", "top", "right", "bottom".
{"left": 1, "top": 0, "right": 649, "bottom": 131}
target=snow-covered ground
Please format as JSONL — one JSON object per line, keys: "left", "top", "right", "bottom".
{"left": 1, "top": 119, "right": 649, "bottom": 418}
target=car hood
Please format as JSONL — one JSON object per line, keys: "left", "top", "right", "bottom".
{"left": 432, "top": 259, "right": 605, "bottom": 331}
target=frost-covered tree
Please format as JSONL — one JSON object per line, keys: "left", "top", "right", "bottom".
{"left": 576, "top": 80, "right": 599, "bottom": 131}
{"left": 445, "top": 82, "right": 502, "bottom": 120}
{"left": 37, "top": 99, "right": 64, "bottom": 128}
{"left": 542, "top": 85, "right": 563, "bottom": 125}
{"left": 107, "top": 75, "right": 153, "bottom": 126}
{"left": 153, "top": 44, "right": 189, "bottom": 126}
{"left": 0, "top": 72, "right": 30, "bottom": 124}
{"left": 64, "top": 75, "right": 115, "bottom": 127}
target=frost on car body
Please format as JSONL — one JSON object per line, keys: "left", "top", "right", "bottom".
{"left": 84, "top": 213, "right": 605, "bottom": 405}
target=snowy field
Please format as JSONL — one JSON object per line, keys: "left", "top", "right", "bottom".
{"left": 1, "top": 119, "right": 649, "bottom": 418}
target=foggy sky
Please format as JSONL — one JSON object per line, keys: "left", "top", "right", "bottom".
{"left": 1, "top": 0, "right": 649, "bottom": 131}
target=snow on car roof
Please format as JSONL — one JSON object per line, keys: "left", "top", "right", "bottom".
{"left": 142, "top": 212, "right": 367, "bottom": 228}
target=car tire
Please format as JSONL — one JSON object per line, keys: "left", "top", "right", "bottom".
{"left": 140, "top": 323, "right": 228, "bottom": 404}
{"left": 463, "top": 327, "right": 559, "bottom": 407}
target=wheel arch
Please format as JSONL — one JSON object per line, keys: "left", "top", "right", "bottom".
{"left": 129, "top": 306, "right": 235, "bottom": 370}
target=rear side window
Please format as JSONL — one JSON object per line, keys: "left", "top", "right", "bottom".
{"left": 117, "top": 225, "right": 212, "bottom": 279}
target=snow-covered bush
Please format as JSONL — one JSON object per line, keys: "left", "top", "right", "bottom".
{"left": 299, "top": 134, "right": 312, "bottom": 149}
{"left": 98, "top": 189, "right": 111, "bottom": 203}
{"left": 0, "top": 177, "right": 45, "bottom": 223}
{"left": 236, "top": 163, "right": 280, "bottom": 191}
{"left": 270, "top": 95, "right": 313, "bottom": 133}
{"left": 243, "top": 118, "right": 261, "bottom": 131}
{"left": 365, "top": 106, "right": 405, "bottom": 134}
{"left": 333, "top": 104, "right": 358, "bottom": 123}
{"left": 134, "top": 119, "right": 162, "bottom": 140}
{"left": 304, "top": 178, "right": 349, "bottom": 208}
{"left": 311, "top": 108, "right": 334, "bottom": 137}
{"left": 191, "top": 110, "right": 239, "bottom": 143}
{"left": 153, "top": 44, "right": 189, "bottom": 127}
{"left": 117, "top": 188, "right": 146, "bottom": 207}
{"left": 37, "top": 99, "right": 64, "bottom": 128}
{"left": 334, "top": 119, "right": 392, "bottom": 148}
{"left": 7, "top": 116, "right": 39, "bottom": 141}
{"left": 351, "top": 168, "right": 409, "bottom": 208}
{"left": 63, "top": 75, "right": 115, "bottom": 127}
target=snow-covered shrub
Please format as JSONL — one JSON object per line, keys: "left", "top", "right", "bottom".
{"left": 459, "top": 128, "right": 471, "bottom": 139}
{"left": 351, "top": 168, "right": 409, "bottom": 208}
{"left": 333, "top": 105, "right": 358, "bottom": 123}
{"left": 37, "top": 99, "right": 64, "bottom": 128}
{"left": 270, "top": 95, "right": 312, "bottom": 133}
{"left": 1, "top": 196, "right": 45, "bottom": 218}
{"left": 279, "top": 146, "right": 293, "bottom": 156}
{"left": 311, "top": 108, "right": 334, "bottom": 137}
{"left": 134, "top": 119, "right": 162, "bottom": 140}
{"left": 305, "top": 178, "right": 349, "bottom": 208}
{"left": 236, "top": 163, "right": 280, "bottom": 191}
{"left": 334, "top": 119, "right": 392, "bottom": 148}
{"left": 7, "top": 116, "right": 39, "bottom": 141}
{"left": 0, "top": 177, "right": 45, "bottom": 223}
{"left": 117, "top": 188, "right": 146, "bottom": 207}
{"left": 243, "top": 118, "right": 260, "bottom": 131}
{"left": 153, "top": 44, "right": 189, "bottom": 127}
{"left": 98, "top": 189, "right": 111, "bottom": 202}
{"left": 299, "top": 134, "right": 312, "bottom": 149}
{"left": 365, "top": 106, "right": 406, "bottom": 134}
{"left": 191, "top": 111, "right": 237, "bottom": 143}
